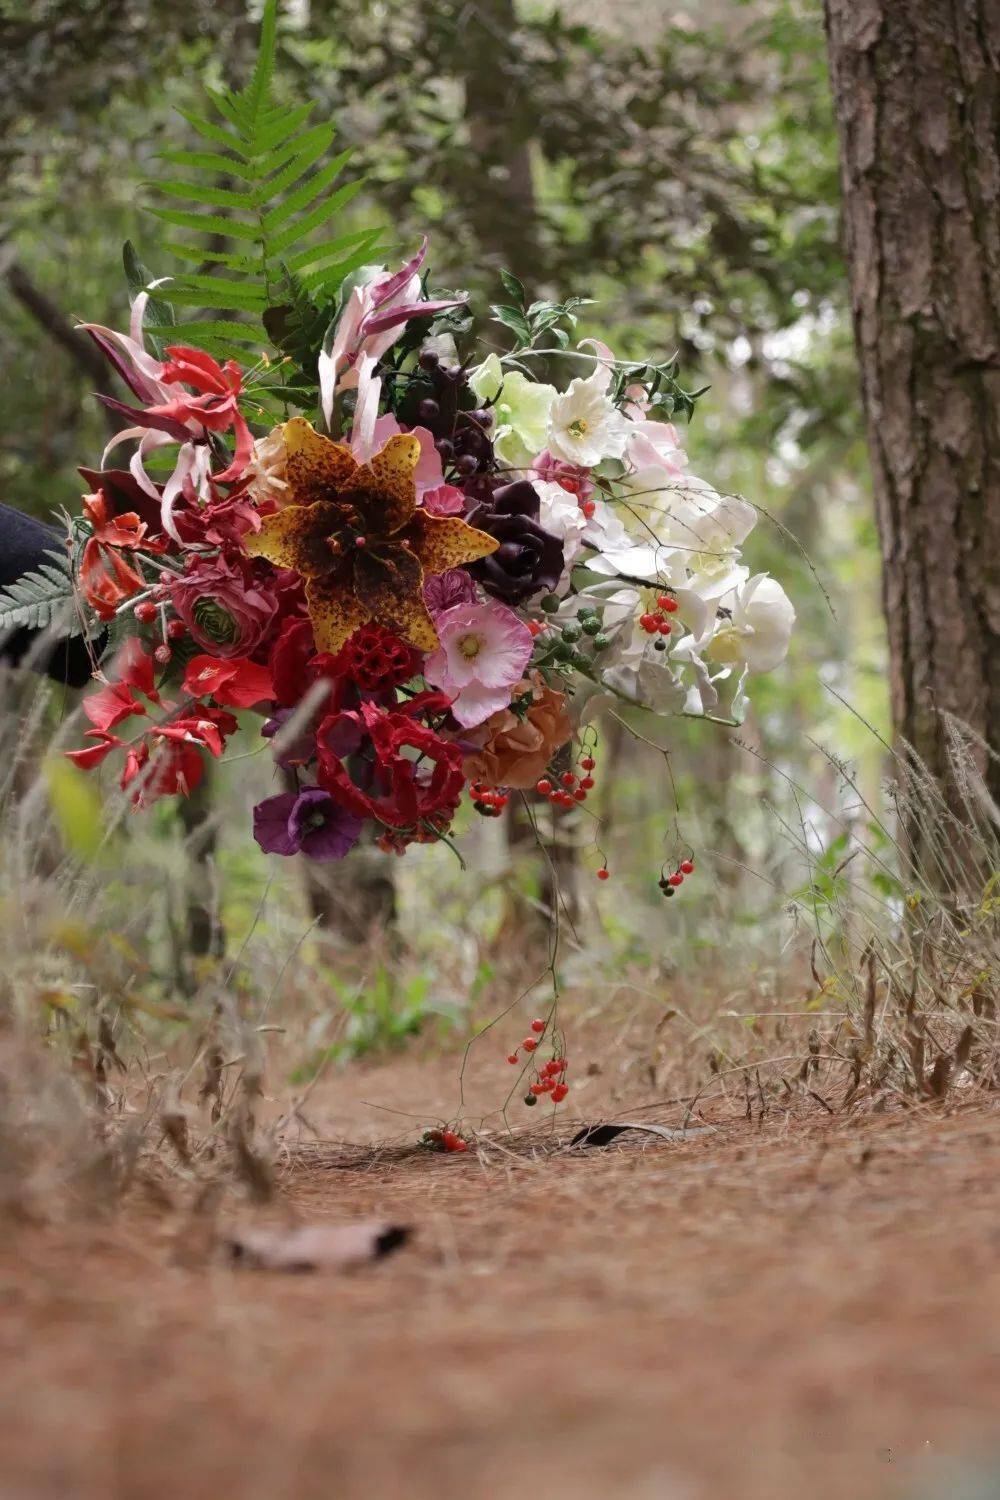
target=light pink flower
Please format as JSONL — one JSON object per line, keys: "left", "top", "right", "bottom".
{"left": 353, "top": 411, "right": 446, "bottom": 497}
{"left": 422, "top": 483, "right": 465, "bottom": 515}
{"left": 424, "top": 601, "right": 533, "bottom": 728}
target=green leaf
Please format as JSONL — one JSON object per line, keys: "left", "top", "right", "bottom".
{"left": 253, "top": 103, "right": 316, "bottom": 158}
{"left": 500, "top": 269, "right": 526, "bottom": 305}
{"left": 284, "top": 227, "right": 381, "bottom": 277}
{"left": 145, "top": 206, "right": 261, "bottom": 242}
{"left": 122, "top": 241, "right": 175, "bottom": 336}
{"left": 176, "top": 107, "right": 248, "bottom": 158}
{"left": 146, "top": 319, "right": 267, "bottom": 346}
{"left": 154, "top": 179, "right": 256, "bottom": 210}
{"left": 158, "top": 147, "right": 258, "bottom": 181}
{"left": 0, "top": 551, "right": 80, "bottom": 637}
{"left": 260, "top": 148, "right": 352, "bottom": 234}
{"left": 268, "top": 178, "right": 364, "bottom": 256}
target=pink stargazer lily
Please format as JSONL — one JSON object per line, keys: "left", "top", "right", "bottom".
{"left": 318, "top": 238, "right": 467, "bottom": 425}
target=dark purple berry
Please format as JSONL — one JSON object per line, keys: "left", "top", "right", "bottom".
{"left": 435, "top": 437, "right": 454, "bottom": 459}
{"left": 418, "top": 350, "right": 439, "bottom": 372}
{"left": 469, "top": 408, "right": 493, "bottom": 430}
{"left": 418, "top": 398, "right": 440, "bottom": 423}
{"left": 454, "top": 453, "right": 479, "bottom": 476}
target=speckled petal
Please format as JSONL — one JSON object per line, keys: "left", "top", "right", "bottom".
{"left": 305, "top": 577, "right": 371, "bottom": 655}
{"left": 283, "top": 418, "right": 359, "bottom": 505}
{"left": 355, "top": 435, "right": 421, "bottom": 536}
{"left": 406, "top": 511, "right": 498, "bottom": 575}
{"left": 354, "top": 544, "right": 439, "bottom": 652}
{"left": 243, "top": 501, "right": 341, "bottom": 576}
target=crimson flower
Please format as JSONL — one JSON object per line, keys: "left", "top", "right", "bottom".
{"left": 182, "top": 655, "right": 275, "bottom": 709}
{"left": 316, "top": 696, "right": 464, "bottom": 831}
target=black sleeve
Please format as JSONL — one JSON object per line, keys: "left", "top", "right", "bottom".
{"left": 0, "top": 502, "right": 99, "bottom": 688}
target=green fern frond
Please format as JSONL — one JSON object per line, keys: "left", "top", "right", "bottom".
{"left": 142, "top": 0, "right": 378, "bottom": 366}
{"left": 0, "top": 552, "right": 80, "bottom": 638}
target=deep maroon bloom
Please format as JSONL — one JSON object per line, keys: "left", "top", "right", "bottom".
{"left": 466, "top": 480, "right": 564, "bottom": 604}
{"left": 253, "top": 786, "right": 362, "bottom": 861}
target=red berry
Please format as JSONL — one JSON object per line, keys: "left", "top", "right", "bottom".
{"left": 496, "top": 794, "right": 509, "bottom": 808}
{"left": 166, "top": 618, "right": 186, "bottom": 641}
{"left": 507, "top": 1053, "right": 519, "bottom": 1065}
{"left": 522, "top": 1037, "right": 538, "bottom": 1052}
{"left": 669, "top": 872, "right": 683, "bottom": 887}
{"left": 549, "top": 791, "right": 562, "bottom": 805}
{"left": 656, "top": 595, "right": 671, "bottom": 611}
{"left": 574, "top": 788, "right": 587, "bottom": 802}
{"left": 581, "top": 756, "right": 596, "bottom": 771}
{"left": 134, "top": 601, "right": 157, "bottom": 624}
{"left": 640, "top": 613, "right": 658, "bottom": 633}
{"left": 597, "top": 867, "right": 610, "bottom": 881}
{"left": 658, "top": 620, "right": 672, "bottom": 635}
{"left": 531, "top": 1018, "right": 545, "bottom": 1033}
{"left": 354, "top": 535, "right": 367, "bottom": 548}
{"left": 153, "top": 645, "right": 171, "bottom": 666}
{"left": 581, "top": 500, "right": 596, "bottom": 519}
{"left": 561, "top": 793, "right": 575, "bottom": 808}
{"left": 536, "top": 778, "right": 552, "bottom": 795}
{"left": 544, "top": 1060, "right": 560, "bottom": 1077}
{"left": 580, "top": 776, "right": 595, "bottom": 790}
{"left": 561, "top": 771, "right": 576, "bottom": 788}
{"left": 663, "top": 597, "right": 678, "bottom": 613}
{"left": 530, "top": 1081, "right": 546, "bottom": 1097}
{"left": 551, "top": 1084, "right": 568, "bottom": 1103}
{"left": 680, "top": 859, "right": 694, "bottom": 874}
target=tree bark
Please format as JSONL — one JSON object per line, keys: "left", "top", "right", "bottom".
{"left": 823, "top": 2, "right": 1000, "bottom": 831}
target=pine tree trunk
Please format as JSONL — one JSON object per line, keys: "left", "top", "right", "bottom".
{"left": 823, "top": 1, "right": 1000, "bottom": 833}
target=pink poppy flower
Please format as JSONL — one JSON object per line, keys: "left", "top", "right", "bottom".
{"left": 424, "top": 600, "right": 533, "bottom": 728}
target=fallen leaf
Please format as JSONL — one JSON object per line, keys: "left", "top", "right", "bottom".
{"left": 228, "top": 1221, "right": 411, "bottom": 1273}
{"left": 569, "top": 1121, "right": 716, "bottom": 1148}
{"left": 229, "top": 1218, "right": 407, "bottom": 1278}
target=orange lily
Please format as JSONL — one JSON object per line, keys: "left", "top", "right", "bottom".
{"left": 79, "top": 490, "right": 148, "bottom": 620}
{"left": 243, "top": 419, "right": 497, "bottom": 653}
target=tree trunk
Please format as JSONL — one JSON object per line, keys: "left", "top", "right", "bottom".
{"left": 823, "top": 2, "right": 1000, "bottom": 838}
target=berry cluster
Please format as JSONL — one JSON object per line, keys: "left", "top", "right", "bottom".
{"left": 536, "top": 753, "right": 596, "bottom": 811}
{"left": 506, "top": 1017, "right": 570, "bottom": 1107}
{"left": 412, "top": 351, "right": 495, "bottom": 483}
{"left": 640, "top": 594, "right": 679, "bottom": 652}
{"left": 422, "top": 1126, "right": 470, "bottom": 1153}
{"left": 658, "top": 854, "right": 695, "bottom": 898}
{"left": 537, "top": 596, "right": 611, "bottom": 657}
{"left": 134, "top": 595, "right": 187, "bottom": 667}
{"left": 469, "top": 782, "right": 510, "bottom": 817}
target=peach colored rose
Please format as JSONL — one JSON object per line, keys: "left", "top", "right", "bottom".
{"left": 462, "top": 673, "right": 572, "bottom": 788}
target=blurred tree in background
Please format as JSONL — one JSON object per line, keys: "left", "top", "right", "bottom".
{"left": 0, "top": 0, "right": 886, "bottom": 962}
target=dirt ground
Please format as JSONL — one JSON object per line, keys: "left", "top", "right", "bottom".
{"left": 1, "top": 1042, "right": 999, "bottom": 1500}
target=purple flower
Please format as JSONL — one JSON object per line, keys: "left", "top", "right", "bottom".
{"left": 466, "top": 480, "right": 565, "bottom": 604}
{"left": 253, "top": 787, "right": 362, "bottom": 861}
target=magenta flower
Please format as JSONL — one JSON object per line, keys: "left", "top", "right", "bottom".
{"left": 424, "top": 600, "right": 533, "bottom": 728}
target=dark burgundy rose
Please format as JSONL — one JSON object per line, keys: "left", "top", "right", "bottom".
{"left": 466, "top": 480, "right": 564, "bottom": 604}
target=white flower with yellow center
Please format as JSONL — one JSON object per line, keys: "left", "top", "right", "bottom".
{"left": 705, "top": 574, "right": 795, "bottom": 674}
{"left": 547, "top": 367, "right": 630, "bottom": 468}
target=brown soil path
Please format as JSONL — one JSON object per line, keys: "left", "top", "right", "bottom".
{"left": 1, "top": 1088, "right": 998, "bottom": 1500}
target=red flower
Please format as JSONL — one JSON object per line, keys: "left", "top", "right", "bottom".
{"left": 80, "top": 641, "right": 160, "bottom": 733}
{"left": 79, "top": 490, "right": 149, "bottom": 620}
{"left": 182, "top": 654, "right": 274, "bottom": 709}
{"left": 317, "top": 697, "right": 463, "bottom": 831}
{"left": 121, "top": 739, "right": 204, "bottom": 804}
{"left": 65, "top": 731, "right": 123, "bottom": 770}
{"left": 145, "top": 346, "right": 252, "bottom": 484}
{"left": 271, "top": 617, "right": 318, "bottom": 708}
{"left": 155, "top": 706, "right": 239, "bottom": 759}
{"left": 326, "top": 623, "right": 421, "bottom": 693}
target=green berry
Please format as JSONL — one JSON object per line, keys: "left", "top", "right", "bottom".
{"left": 539, "top": 593, "right": 561, "bottom": 614}
{"left": 561, "top": 622, "right": 582, "bottom": 644}
{"left": 577, "top": 605, "right": 596, "bottom": 620}
{"left": 592, "top": 633, "right": 611, "bottom": 651}
{"left": 581, "top": 616, "right": 602, "bottom": 636}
